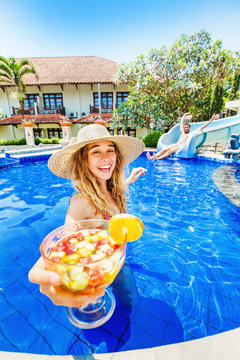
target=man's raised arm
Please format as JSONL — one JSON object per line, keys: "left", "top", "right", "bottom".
{"left": 198, "top": 113, "right": 220, "bottom": 132}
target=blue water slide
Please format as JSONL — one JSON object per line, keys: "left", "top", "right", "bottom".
{"left": 157, "top": 115, "right": 240, "bottom": 158}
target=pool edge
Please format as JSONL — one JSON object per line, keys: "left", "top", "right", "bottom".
{"left": 1, "top": 327, "right": 239, "bottom": 360}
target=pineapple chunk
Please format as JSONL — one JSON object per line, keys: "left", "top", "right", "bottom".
{"left": 77, "top": 248, "right": 93, "bottom": 258}
{"left": 62, "top": 271, "right": 71, "bottom": 288}
{"left": 49, "top": 251, "right": 65, "bottom": 259}
{"left": 97, "top": 230, "right": 108, "bottom": 239}
{"left": 69, "top": 269, "right": 88, "bottom": 290}
{"left": 90, "top": 234, "right": 98, "bottom": 242}
{"left": 91, "top": 250, "right": 105, "bottom": 262}
{"left": 62, "top": 253, "right": 80, "bottom": 264}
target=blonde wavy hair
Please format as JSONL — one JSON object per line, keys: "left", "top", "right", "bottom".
{"left": 71, "top": 142, "right": 127, "bottom": 217}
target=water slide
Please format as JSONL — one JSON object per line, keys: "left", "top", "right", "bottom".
{"left": 157, "top": 115, "right": 240, "bottom": 158}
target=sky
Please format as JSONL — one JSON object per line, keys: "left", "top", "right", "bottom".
{"left": 1, "top": 0, "right": 240, "bottom": 64}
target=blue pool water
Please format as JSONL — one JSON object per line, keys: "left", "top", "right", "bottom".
{"left": 0, "top": 155, "right": 240, "bottom": 355}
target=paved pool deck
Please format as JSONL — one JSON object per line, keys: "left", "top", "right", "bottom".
{"left": 0, "top": 145, "right": 240, "bottom": 360}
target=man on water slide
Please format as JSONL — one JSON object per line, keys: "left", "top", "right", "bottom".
{"left": 146, "top": 113, "right": 220, "bottom": 160}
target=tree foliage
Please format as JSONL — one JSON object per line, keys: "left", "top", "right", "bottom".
{"left": 112, "top": 30, "right": 240, "bottom": 130}
{"left": 228, "top": 72, "right": 240, "bottom": 101}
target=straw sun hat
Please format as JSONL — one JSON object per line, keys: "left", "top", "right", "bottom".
{"left": 48, "top": 124, "right": 145, "bottom": 179}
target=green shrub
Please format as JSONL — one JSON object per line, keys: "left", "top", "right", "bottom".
{"left": 50, "top": 137, "right": 60, "bottom": 144}
{"left": 142, "top": 131, "right": 163, "bottom": 147}
{"left": 0, "top": 138, "right": 26, "bottom": 145}
{"left": 34, "top": 137, "right": 40, "bottom": 145}
{"left": 18, "top": 137, "right": 27, "bottom": 145}
{"left": 0, "top": 137, "right": 60, "bottom": 146}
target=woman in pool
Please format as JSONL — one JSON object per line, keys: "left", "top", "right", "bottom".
{"left": 28, "top": 124, "right": 146, "bottom": 307}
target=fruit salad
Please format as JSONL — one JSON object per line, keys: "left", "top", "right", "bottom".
{"left": 41, "top": 226, "right": 126, "bottom": 294}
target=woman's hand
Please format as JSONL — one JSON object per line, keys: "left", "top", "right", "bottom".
{"left": 126, "top": 167, "right": 147, "bottom": 186}
{"left": 28, "top": 257, "right": 104, "bottom": 307}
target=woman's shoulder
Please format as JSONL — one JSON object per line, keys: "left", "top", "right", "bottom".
{"left": 67, "top": 193, "right": 96, "bottom": 221}
{"left": 69, "top": 193, "right": 89, "bottom": 207}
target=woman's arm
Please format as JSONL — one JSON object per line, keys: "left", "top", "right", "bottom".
{"left": 28, "top": 194, "right": 103, "bottom": 307}
{"left": 126, "top": 167, "right": 147, "bottom": 187}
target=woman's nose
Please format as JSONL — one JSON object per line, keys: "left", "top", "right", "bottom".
{"left": 100, "top": 152, "right": 109, "bottom": 159}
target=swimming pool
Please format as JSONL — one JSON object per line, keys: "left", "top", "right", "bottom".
{"left": 0, "top": 155, "right": 240, "bottom": 355}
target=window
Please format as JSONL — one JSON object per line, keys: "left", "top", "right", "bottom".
{"left": 93, "top": 93, "right": 113, "bottom": 112}
{"left": 43, "top": 94, "right": 63, "bottom": 109}
{"left": 24, "top": 94, "right": 39, "bottom": 109}
{"left": 116, "top": 92, "right": 129, "bottom": 108}
{"left": 33, "top": 129, "right": 43, "bottom": 138}
{"left": 117, "top": 128, "right": 136, "bottom": 137}
{"left": 47, "top": 128, "right": 63, "bottom": 138}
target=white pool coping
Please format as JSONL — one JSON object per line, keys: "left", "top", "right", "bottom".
{"left": 0, "top": 327, "right": 239, "bottom": 360}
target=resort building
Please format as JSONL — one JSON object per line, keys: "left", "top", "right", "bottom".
{"left": 0, "top": 56, "right": 148, "bottom": 140}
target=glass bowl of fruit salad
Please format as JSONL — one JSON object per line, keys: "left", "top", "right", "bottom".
{"left": 40, "top": 219, "right": 127, "bottom": 328}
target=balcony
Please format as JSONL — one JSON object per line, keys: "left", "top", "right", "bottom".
{"left": 90, "top": 105, "right": 113, "bottom": 114}
{"left": 12, "top": 106, "right": 66, "bottom": 116}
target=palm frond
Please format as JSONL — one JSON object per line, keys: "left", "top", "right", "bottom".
{"left": 0, "top": 72, "right": 13, "bottom": 83}
{"left": 0, "top": 56, "right": 39, "bottom": 93}
{"left": 19, "top": 58, "right": 31, "bottom": 67}
{"left": 0, "top": 63, "right": 12, "bottom": 77}
{"left": 19, "top": 67, "right": 39, "bottom": 80}
{"left": 0, "top": 78, "right": 13, "bottom": 84}
{"left": 0, "top": 56, "right": 11, "bottom": 67}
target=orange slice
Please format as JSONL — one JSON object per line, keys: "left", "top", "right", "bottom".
{"left": 108, "top": 214, "right": 144, "bottom": 244}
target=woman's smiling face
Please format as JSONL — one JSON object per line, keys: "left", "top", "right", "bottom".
{"left": 87, "top": 141, "right": 117, "bottom": 181}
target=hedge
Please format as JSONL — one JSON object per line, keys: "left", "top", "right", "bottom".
{"left": 142, "top": 131, "right": 163, "bottom": 147}
{"left": 0, "top": 137, "right": 60, "bottom": 146}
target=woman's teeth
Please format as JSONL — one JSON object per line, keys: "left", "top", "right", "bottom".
{"left": 99, "top": 165, "right": 111, "bottom": 172}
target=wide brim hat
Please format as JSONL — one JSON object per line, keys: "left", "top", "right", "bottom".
{"left": 48, "top": 124, "right": 145, "bottom": 179}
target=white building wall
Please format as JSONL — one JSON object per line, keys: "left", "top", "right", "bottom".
{"left": 0, "top": 83, "right": 130, "bottom": 118}
{"left": 0, "top": 82, "right": 149, "bottom": 141}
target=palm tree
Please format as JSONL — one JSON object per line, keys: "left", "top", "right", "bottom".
{"left": 0, "top": 56, "right": 38, "bottom": 122}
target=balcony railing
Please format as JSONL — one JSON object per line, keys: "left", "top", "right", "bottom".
{"left": 12, "top": 106, "right": 35, "bottom": 115}
{"left": 12, "top": 106, "right": 66, "bottom": 116}
{"left": 38, "top": 106, "right": 65, "bottom": 115}
{"left": 90, "top": 105, "right": 113, "bottom": 114}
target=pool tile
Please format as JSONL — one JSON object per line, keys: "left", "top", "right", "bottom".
{"left": 0, "top": 268, "right": 15, "bottom": 287}
{"left": 121, "top": 320, "right": 163, "bottom": 349}
{"left": 102, "top": 311, "right": 130, "bottom": 338}
{"left": 1, "top": 311, "right": 38, "bottom": 352}
{"left": 3, "top": 281, "right": 33, "bottom": 308}
{"left": 20, "top": 297, "right": 55, "bottom": 332}
{"left": 27, "top": 335, "right": 57, "bottom": 355}
{"left": 82, "top": 327, "right": 120, "bottom": 353}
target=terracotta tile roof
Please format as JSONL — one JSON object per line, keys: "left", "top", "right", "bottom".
{"left": 75, "top": 113, "right": 112, "bottom": 124}
{"left": 0, "top": 56, "right": 118, "bottom": 87}
{"left": 0, "top": 114, "right": 70, "bottom": 125}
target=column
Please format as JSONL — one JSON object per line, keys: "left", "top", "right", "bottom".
{"left": 23, "top": 123, "right": 35, "bottom": 146}
{"left": 60, "top": 122, "right": 72, "bottom": 141}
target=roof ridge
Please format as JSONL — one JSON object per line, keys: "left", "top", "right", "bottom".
{"left": 15, "top": 55, "right": 117, "bottom": 64}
